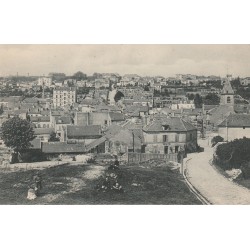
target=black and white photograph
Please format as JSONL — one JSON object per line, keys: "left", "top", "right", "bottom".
{"left": 1, "top": 44, "right": 250, "bottom": 205}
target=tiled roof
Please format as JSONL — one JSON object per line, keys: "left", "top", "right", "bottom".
{"left": 30, "top": 138, "right": 41, "bottom": 149}
{"left": 234, "top": 104, "right": 250, "bottom": 114}
{"left": 182, "top": 108, "right": 203, "bottom": 116}
{"left": 203, "top": 105, "right": 219, "bottom": 111}
{"left": 31, "top": 116, "right": 50, "bottom": 122}
{"left": 51, "top": 110, "right": 67, "bottom": 116}
{"left": 85, "top": 137, "right": 107, "bottom": 152}
{"left": 67, "top": 125, "right": 102, "bottom": 138}
{"left": 104, "top": 125, "right": 124, "bottom": 138}
{"left": 42, "top": 142, "right": 86, "bottom": 154}
{"left": 125, "top": 105, "right": 149, "bottom": 117}
{"left": 10, "top": 109, "right": 28, "bottom": 115}
{"left": 41, "top": 110, "right": 50, "bottom": 116}
{"left": 55, "top": 116, "right": 72, "bottom": 124}
{"left": 0, "top": 96, "right": 23, "bottom": 103}
{"left": 218, "top": 114, "right": 250, "bottom": 127}
{"left": 109, "top": 112, "right": 125, "bottom": 121}
{"left": 34, "top": 128, "right": 54, "bottom": 135}
{"left": 143, "top": 117, "right": 196, "bottom": 132}
{"left": 80, "top": 99, "right": 99, "bottom": 105}
{"left": 22, "top": 97, "right": 39, "bottom": 103}
{"left": 208, "top": 105, "right": 234, "bottom": 126}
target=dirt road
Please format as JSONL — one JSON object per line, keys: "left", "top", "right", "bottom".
{"left": 185, "top": 139, "right": 250, "bottom": 205}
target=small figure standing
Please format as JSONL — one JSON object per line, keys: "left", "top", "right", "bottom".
{"left": 33, "top": 172, "right": 42, "bottom": 194}
{"left": 114, "top": 156, "right": 119, "bottom": 167}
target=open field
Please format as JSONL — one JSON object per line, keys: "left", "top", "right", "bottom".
{"left": 0, "top": 160, "right": 201, "bottom": 205}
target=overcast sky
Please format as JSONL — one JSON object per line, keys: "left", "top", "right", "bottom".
{"left": 0, "top": 44, "right": 250, "bottom": 77}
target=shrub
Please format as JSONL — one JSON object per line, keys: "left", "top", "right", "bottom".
{"left": 20, "top": 150, "right": 47, "bottom": 163}
{"left": 241, "top": 162, "right": 250, "bottom": 179}
{"left": 211, "top": 135, "right": 224, "bottom": 147}
{"left": 215, "top": 137, "right": 250, "bottom": 170}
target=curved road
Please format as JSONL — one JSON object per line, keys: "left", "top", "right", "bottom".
{"left": 185, "top": 138, "right": 250, "bottom": 205}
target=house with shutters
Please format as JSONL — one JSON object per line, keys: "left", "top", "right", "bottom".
{"left": 143, "top": 116, "right": 197, "bottom": 154}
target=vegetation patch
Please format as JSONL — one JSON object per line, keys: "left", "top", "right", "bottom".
{"left": 0, "top": 160, "right": 201, "bottom": 205}
{"left": 214, "top": 137, "right": 250, "bottom": 171}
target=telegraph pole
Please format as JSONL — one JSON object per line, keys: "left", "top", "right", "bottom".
{"left": 226, "top": 117, "right": 228, "bottom": 142}
{"left": 132, "top": 131, "right": 135, "bottom": 152}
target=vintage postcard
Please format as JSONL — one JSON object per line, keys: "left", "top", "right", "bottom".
{"left": 1, "top": 44, "right": 250, "bottom": 205}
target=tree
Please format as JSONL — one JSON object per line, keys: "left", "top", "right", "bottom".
{"left": 211, "top": 135, "right": 224, "bottom": 147}
{"left": 1, "top": 116, "right": 35, "bottom": 161}
{"left": 72, "top": 71, "right": 87, "bottom": 81}
{"left": 231, "top": 77, "right": 241, "bottom": 88}
{"left": 48, "top": 132, "right": 60, "bottom": 142}
{"left": 194, "top": 94, "right": 203, "bottom": 108}
{"left": 215, "top": 138, "right": 250, "bottom": 170}
{"left": 203, "top": 93, "right": 220, "bottom": 105}
{"left": 187, "top": 93, "right": 194, "bottom": 100}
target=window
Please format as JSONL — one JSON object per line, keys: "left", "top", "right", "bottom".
{"left": 162, "top": 125, "right": 169, "bottom": 131}
{"left": 153, "top": 135, "right": 157, "bottom": 143}
{"left": 163, "top": 135, "right": 168, "bottom": 142}
{"left": 175, "top": 134, "right": 179, "bottom": 142}
{"left": 227, "top": 96, "right": 231, "bottom": 103}
{"left": 175, "top": 146, "right": 179, "bottom": 153}
{"left": 104, "top": 120, "right": 108, "bottom": 125}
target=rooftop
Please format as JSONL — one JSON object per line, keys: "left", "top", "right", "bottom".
{"left": 109, "top": 112, "right": 125, "bottom": 121}
{"left": 55, "top": 116, "right": 72, "bottom": 124}
{"left": 67, "top": 125, "right": 102, "bottom": 138}
{"left": 34, "top": 128, "right": 54, "bottom": 135}
{"left": 42, "top": 142, "right": 86, "bottom": 154}
{"left": 30, "top": 116, "right": 50, "bottom": 122}
{"left": 218, "top": 114, "right": 250, "bottom": 127}
{"left": 143, "top": 116, "right": 196, "bottom": 132}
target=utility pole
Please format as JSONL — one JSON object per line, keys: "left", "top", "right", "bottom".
{"left": 226, "top": 117, "right": 228, "bottom": 142}
{"left": 132, "top": 131, "right": 135, "bottom": 152}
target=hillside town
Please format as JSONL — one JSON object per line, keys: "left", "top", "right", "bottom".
{"left": 1, "top": 69, "right": 250, "bottom": 204}
{"left": 1, "top": 72, "right": 249, "bottom": 155}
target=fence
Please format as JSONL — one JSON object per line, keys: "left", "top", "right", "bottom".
{"left": 127, "top": 152, "right": 178, "bottom": 163}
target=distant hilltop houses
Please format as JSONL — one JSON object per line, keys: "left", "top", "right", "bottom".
{"left": 1, "top": 71, "right": 250, "bottom": 160}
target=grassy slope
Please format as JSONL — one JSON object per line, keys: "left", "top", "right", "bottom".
{"left": 0, "top": 161, "right": 201, "bottom": 205}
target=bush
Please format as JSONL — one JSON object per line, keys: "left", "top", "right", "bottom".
{"left": 211, "top": 135, "right": 224, "bottom": 147}
{"left": 20, "top": 150, "right": 47, "bottom": 163}
{"left": 241, "top": 162, "right": 250, "bottom": 179}
{"left": 215, "top": 138, "right": 250, "bottom": 170}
